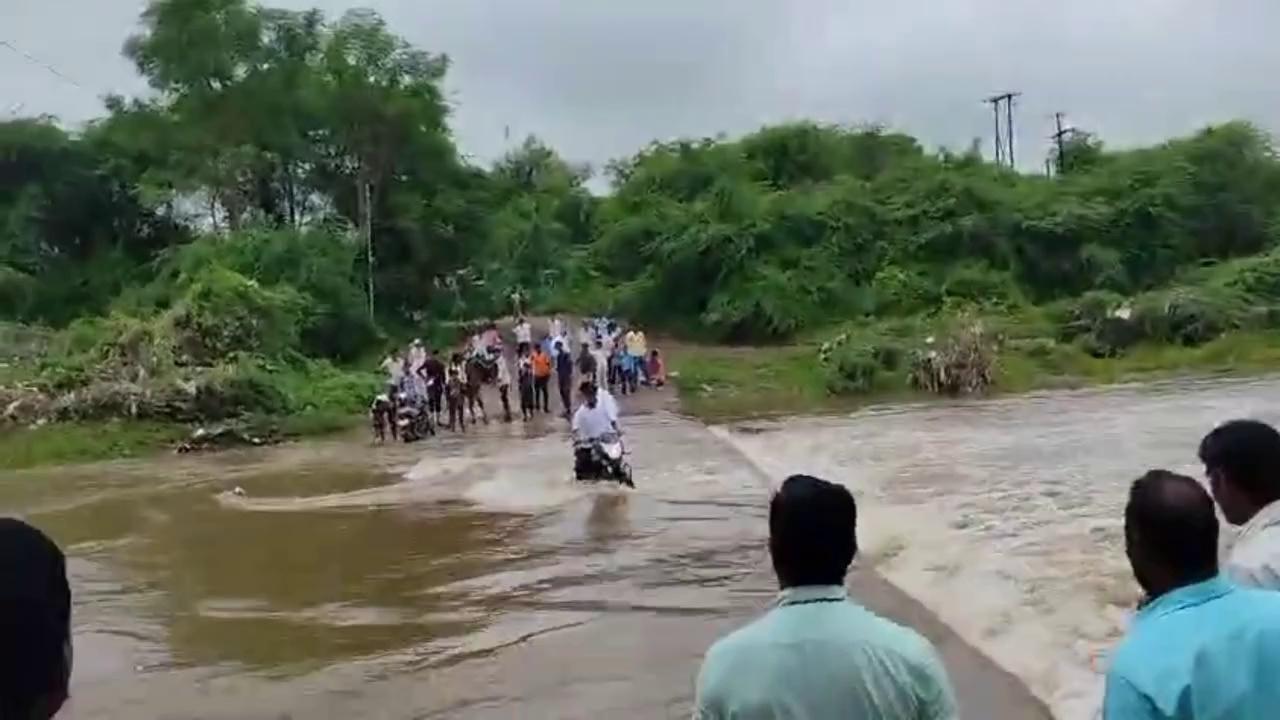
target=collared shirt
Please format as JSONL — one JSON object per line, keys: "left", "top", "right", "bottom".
{"left": 572, "top": 402, "right": 614, "bottom": 440}
{"left": 1226, "top": 499, "right": 1280, "bottom": 589}
{"left": 694, "top": 585, "right": 957, "bottom": 720}
{"left": 597, "top": 387, "right": 620, "bottom": 423}
{"left": 514, "top": 322, "right": 533, "bottom": 344}
{"left": 1103, "top": 574, "right": 1280, "bottom": 719}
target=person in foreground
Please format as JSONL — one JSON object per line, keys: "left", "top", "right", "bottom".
{"left": 1103, "top": 470, "right": 1280, "bottom": 720}
{"left": 0, "top": 518, "right": 72, "bottom": 719}
{"left": 694, "top": 475, "right": 957, "bottom": 720}
{"left": 1198, "top": 419, "right": 1280, "bottom": 589}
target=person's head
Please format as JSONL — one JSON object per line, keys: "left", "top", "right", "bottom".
{"left": 594, "top": 340, "right": 603, "bottom": 349}
{"left": 450, "top": 353, "right": 461, "bottom": 364}
{"left": 431, "top": 349, "right": 440, "bottom": 357}
{"left": 650, "top": 349, "right": 660, "bottom": 359}
{"left": 553, "top": 340, "right": 563, "bottom": 353}
{"left": 1198, "top": 419, "right": 1280, "bottom": 525}
{"left": 1125, "top": 470, "right": 1219, "bottom": 599}
{"left": 579, "top": 381, "right": 598, "bottom": 407}
{"left": 768, "top": 475, "right": 857, "bottom": 589}
{"left": 0, "top": 519, "right": 71, "bottom": 720}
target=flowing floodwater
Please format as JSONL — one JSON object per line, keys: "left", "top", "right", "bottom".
{"left": 3, "top": 376, "right": 1275, "bottom": 718}
{"left": 718, "top": 375, "right": 1280, "bottom": 719}
{"left": 3, "top": 411, "right": 784, "bottom": 719}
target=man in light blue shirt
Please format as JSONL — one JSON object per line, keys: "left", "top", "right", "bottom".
{"left": 1104, "top": 469, "right": 1280, "bottom": 719}
{"left": 694, "top": 475, "right": 957, "bottom": 720}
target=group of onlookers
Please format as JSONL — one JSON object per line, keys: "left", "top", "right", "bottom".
{"left": 17, "top": 414, "right": 1280, "bottom": 718}
{"left": 501, "top": 315, "right": 666, "bottom": 423}
{"left": 374, "top": 316, "right": 666, "bottom": 432}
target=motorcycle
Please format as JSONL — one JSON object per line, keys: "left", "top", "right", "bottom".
{"left": 573, "top": 433, "right": 635, "bottom": 488}
{"left": 395, "top": 392, "right": 436, "bottom": 442}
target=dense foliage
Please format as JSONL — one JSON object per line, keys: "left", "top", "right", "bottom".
{"left": 591, "top": 121, "right": 1280, "bottom": 342}
{"left": 5, "top": 0, "right": 1280, "bottom": 437}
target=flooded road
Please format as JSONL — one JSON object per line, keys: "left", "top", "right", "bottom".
{"left": 4, "top": 409, "right": 788, "bottom": 718}
{"left": 720, "top": 376, "right": 1280, "bottom": 719}
{"left": 4, "top": 376, "right": 1272, "bottom": 718}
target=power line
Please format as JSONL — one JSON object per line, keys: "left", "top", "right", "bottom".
{"left": 0, "top": 39, "right": 86, "bottom": 91}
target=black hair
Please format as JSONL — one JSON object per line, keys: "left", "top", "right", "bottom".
{"left": 1126, "top": 470, "right": 1219, "bottom": 581}
{"left": 0, "top": 518, "right": 71, "bottom": 718}
{"left": 1198, "top": 419, "right": 1280, "bottom": 505}
{"left": 769, "top": 475, "right": 858, "bottom": 587}
{"left": 579, "top": 380, "right": 596, "bottom": 395}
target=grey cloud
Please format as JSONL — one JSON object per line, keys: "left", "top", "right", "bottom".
{"left": 4, "top": 0, "right": 1280, "bottom": 177}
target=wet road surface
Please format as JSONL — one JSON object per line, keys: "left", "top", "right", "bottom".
{"left": 4, "top": 387, "right": 1056, "bottom": 718}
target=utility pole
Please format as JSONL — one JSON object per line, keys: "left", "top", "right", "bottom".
{"left": 1050, "top": 111, "right": 1078, "bottom": 175}
{"left": 989, "top": 98, "right": 1004, "bottom": 166}
{"left": 984, "top": 91, "right": 1021, "bottom": 168}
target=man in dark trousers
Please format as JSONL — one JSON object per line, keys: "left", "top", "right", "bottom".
{"left": 531, "top": 344, "right": 553, "bottom": 414}
{"left": 554, "top": 339, "right": 575, "bottom": 418}
{"left": 423, "top": 349, "right": 447, "bottom": 425}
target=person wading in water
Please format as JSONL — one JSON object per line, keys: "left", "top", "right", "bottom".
{"left": 424, "top": 349, "right": 446, "bottom": 425}
{"left": 555, "top": 339, "right": 575, "bottom": 418}
{"left": 531, "top": 344, "right": 553, "bottom": 414}
{"left": 517, "top": 346, "right": 536, "bottom": 422}
{"left": 496, "top": 350, "right": 514, "bottom": 423}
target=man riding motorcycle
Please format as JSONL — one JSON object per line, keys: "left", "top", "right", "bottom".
{"left": 571, "top": 381, "right": 633, "bottom": 486}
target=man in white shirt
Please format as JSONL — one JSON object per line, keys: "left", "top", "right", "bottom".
{"left": 380, "top": 352, "right": 404, "bottom": 388}
{"left": 572, "top": 382, "right": 616, "bottom": 442}
{"left": 513, "top": 316, "right": 533, "bottom": 352}
{"left": 1200, "top": 419, "right": 1280, "bottom": 589}
{"left": 590, "top": 340, "right": 611, "bottom": 389}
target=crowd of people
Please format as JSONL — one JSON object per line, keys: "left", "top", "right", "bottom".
{"left": 371, "top": 315, "right": 666, "bottom": 441}
{"left": 13, "top": 417, "right": 1280, "bottom": 717}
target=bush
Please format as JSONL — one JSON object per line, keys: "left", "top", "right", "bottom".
{"left": 872, "top": 266, "right": 939, "bottom": 315}
{"left": 825, "top": 344, "right": 881, "bottom": 394}
{"left": 942, "top": 261, "right": 1023, "bottom": 307}
{"left": 0, "top": 265, "right": 35, "bottom": 319}
{"left": 163, "top": 266, "right": 304, "bottom": 365}
{"left": 1132, "top": 286, "right": 1249, "bottom": 347}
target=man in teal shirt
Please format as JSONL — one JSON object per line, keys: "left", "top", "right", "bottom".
{"left": 1105, "top": 470, "right": 1280, "bottom": 719}
{"left": 694, "top": 475, "right": 957, "bottom": 719}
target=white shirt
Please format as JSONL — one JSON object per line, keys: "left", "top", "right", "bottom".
{"left": 1227, "top": 499, "right": 1280, "bottom": 589}
{"left": 514, "top": 322, "right": 533, "bottom": 344}
{"left": 381, "top": 357, "right": 403, "bottom": 381}
{"left": 597, "top": 387, "right": 620, "bottom": 423}
{"left": 496, "top": 358, "right": 512, "bottom": 387}
{"left": 572, "top": 402, "right": 615, "bottom": 441}
{"left": 551, "top": 317, "right": 565, "bottom": 339}
{"left": 591, "top": 349, "right": 610, "bottom": 377}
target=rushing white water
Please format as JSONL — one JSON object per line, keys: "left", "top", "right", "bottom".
{"left": 714, "top": 376, "right": 1280, "bottom": 719}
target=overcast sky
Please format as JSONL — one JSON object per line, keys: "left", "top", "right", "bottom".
{"left": 5, "top": 0, "right": 1280, "bottom": 178}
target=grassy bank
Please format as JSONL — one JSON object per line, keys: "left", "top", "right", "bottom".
{"left": 672, "top": 329, "right": 1280, "bottom": 422}
{"left": 0, "top": 410, "right": 365, "bottom": 472}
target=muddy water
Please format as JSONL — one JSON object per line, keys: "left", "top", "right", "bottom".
{"left": 719, "top": 376, "right": 1280, "bottom": 719}
{"left": 4, "top": 411, "right": 780, "bottom": 719}
{"left": 3, "top": 377, "right": 1270, "bottom": 719}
